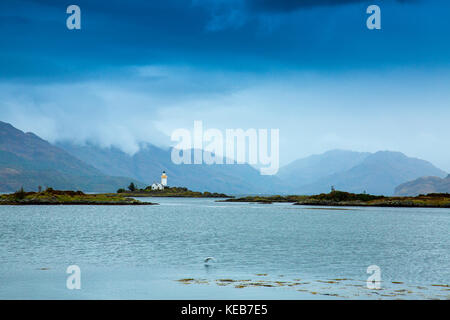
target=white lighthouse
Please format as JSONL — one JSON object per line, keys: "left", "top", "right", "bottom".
{"left": 161, "top": 171, "right": 167, "bottom": 186}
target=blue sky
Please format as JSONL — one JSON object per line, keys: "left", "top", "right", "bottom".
{"left": 1, "top": 0, "right": 450, "bottom": 170}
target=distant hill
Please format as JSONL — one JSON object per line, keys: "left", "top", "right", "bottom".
{"left": 277, "top": 150, "right": 370, "bottom": 187}
{"left": 57, "top": 142, "right": 284, "bottom": 194}
{"left": 0, "top": 121, "right": 141, "bottom": 192}
{"left": 277, "top": 151, "right": 447, "bottom": 196}
{"left": 395, "top": 175, "right": 450, "bottom": 196}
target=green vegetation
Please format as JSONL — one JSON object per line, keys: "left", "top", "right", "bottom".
{"left": 117, "top": 184, "right": 232, "bottom": 198}
{"left": 14, "top": 187, "right": 26, "bottom": 200}
{"left": 0, "top": 188, "right": 156, "bottom": 205}
{"left": 307, "top": 191, "right": 385, "bottom": 202}
{"left": 221, "top": 190, "right": 450, "bottom": 208}
{"left": 128, "top": 182, "right": 137, "bottom": 192}
{"left": 297, "top": 191, "right": 450, "bottom": 207}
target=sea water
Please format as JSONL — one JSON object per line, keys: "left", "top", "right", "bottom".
{"left": 0, "top": 198, "right": 449, "bottom": 299}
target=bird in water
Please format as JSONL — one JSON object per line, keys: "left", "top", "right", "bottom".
{"left": 204, "top": 257, "right": 216, "bottom": 266}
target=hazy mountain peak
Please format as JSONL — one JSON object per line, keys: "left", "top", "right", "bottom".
{"left": 395, "top": 175, "right": 450, "bottom": 196}
{"left": 277, "top": 149, "right": 370, "bottom": 187}
{"left": 371, "top": 150, "right": 406, "bottom": 158}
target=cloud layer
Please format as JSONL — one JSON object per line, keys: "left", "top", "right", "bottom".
{"left": 1, "top": 0, "right": 449, "bottom": 171}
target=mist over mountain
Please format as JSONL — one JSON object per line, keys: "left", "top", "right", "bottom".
{"left": 0, "top": 121, "right": 142, "bottom": 192}
{"left": 1, "top": 121, "right": 447, "bottom": 196}
{"left": 59, "top": 141, "right": 447, "bottom": 196}
{"left": 57, "top": 141, "right": 284, "bottom": 194}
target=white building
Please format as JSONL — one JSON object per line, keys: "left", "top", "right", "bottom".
{"left": 151, "top": 183, "right": 164, "bottom": 191}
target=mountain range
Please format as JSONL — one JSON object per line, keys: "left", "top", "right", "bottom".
{"left": 0, "top": 121, "right": 142, "bottom": 192}
{"left": 278, "top": 150, "right": 371, "bottom": 188}
{"left": 0, "top": 121, "right": 447, "bottom": 195}
{"left": 281, "top": 150, "right": 447, "bottom": 195}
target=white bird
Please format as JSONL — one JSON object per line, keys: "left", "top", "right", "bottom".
{"left": 204, "top": 257, "right": 216, "bottom": 265}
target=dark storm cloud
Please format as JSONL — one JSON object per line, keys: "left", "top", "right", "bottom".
{"left": 246, "top": 0, "right": 417, "bottom": 12}
{"left": 0, "top": 0, "right": 443, "bottom": 82}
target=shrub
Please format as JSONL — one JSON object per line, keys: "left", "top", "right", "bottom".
{"left": 14, "top": 187, "right": 26, "bottom": 200}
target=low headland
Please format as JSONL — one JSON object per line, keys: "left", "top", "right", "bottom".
{"left": 116, "top": 184, "right": 233, "bottom": 198}
{"left": 3, "top": 187, "right": 449, "bottom": 207}
{"left": 0, "top": 188, "right": 157, "bottom": 205}
{"left": 219, "top": 190, "right": 450, "bottom": 208}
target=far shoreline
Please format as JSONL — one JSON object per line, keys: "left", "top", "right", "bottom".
{"left": 3, "top": 188, "right": 450, "bottom": 208}
{"left": 0, "top": 202, "right": 157, "bottom": 206}
{"left": 218, "top": 191, "right": 450, "bottom": 208}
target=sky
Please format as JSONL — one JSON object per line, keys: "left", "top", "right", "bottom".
{"left": 1, "top": 0, "right": 450, "bottom": 171}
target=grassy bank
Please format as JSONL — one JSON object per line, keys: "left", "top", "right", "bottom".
{"left": 0, "top": 188, "right": 157, "bottom": 205}
{"left": 117, "top": 186, "right": 232, "bottom": 198}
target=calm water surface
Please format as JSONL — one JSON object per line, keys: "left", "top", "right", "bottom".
{"left": 0, "top": 198, "right": 449, "bottom": 299}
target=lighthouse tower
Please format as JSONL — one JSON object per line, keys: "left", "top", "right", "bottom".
{"left": 161, "top": 171, "right": 167, "bottom": 186}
